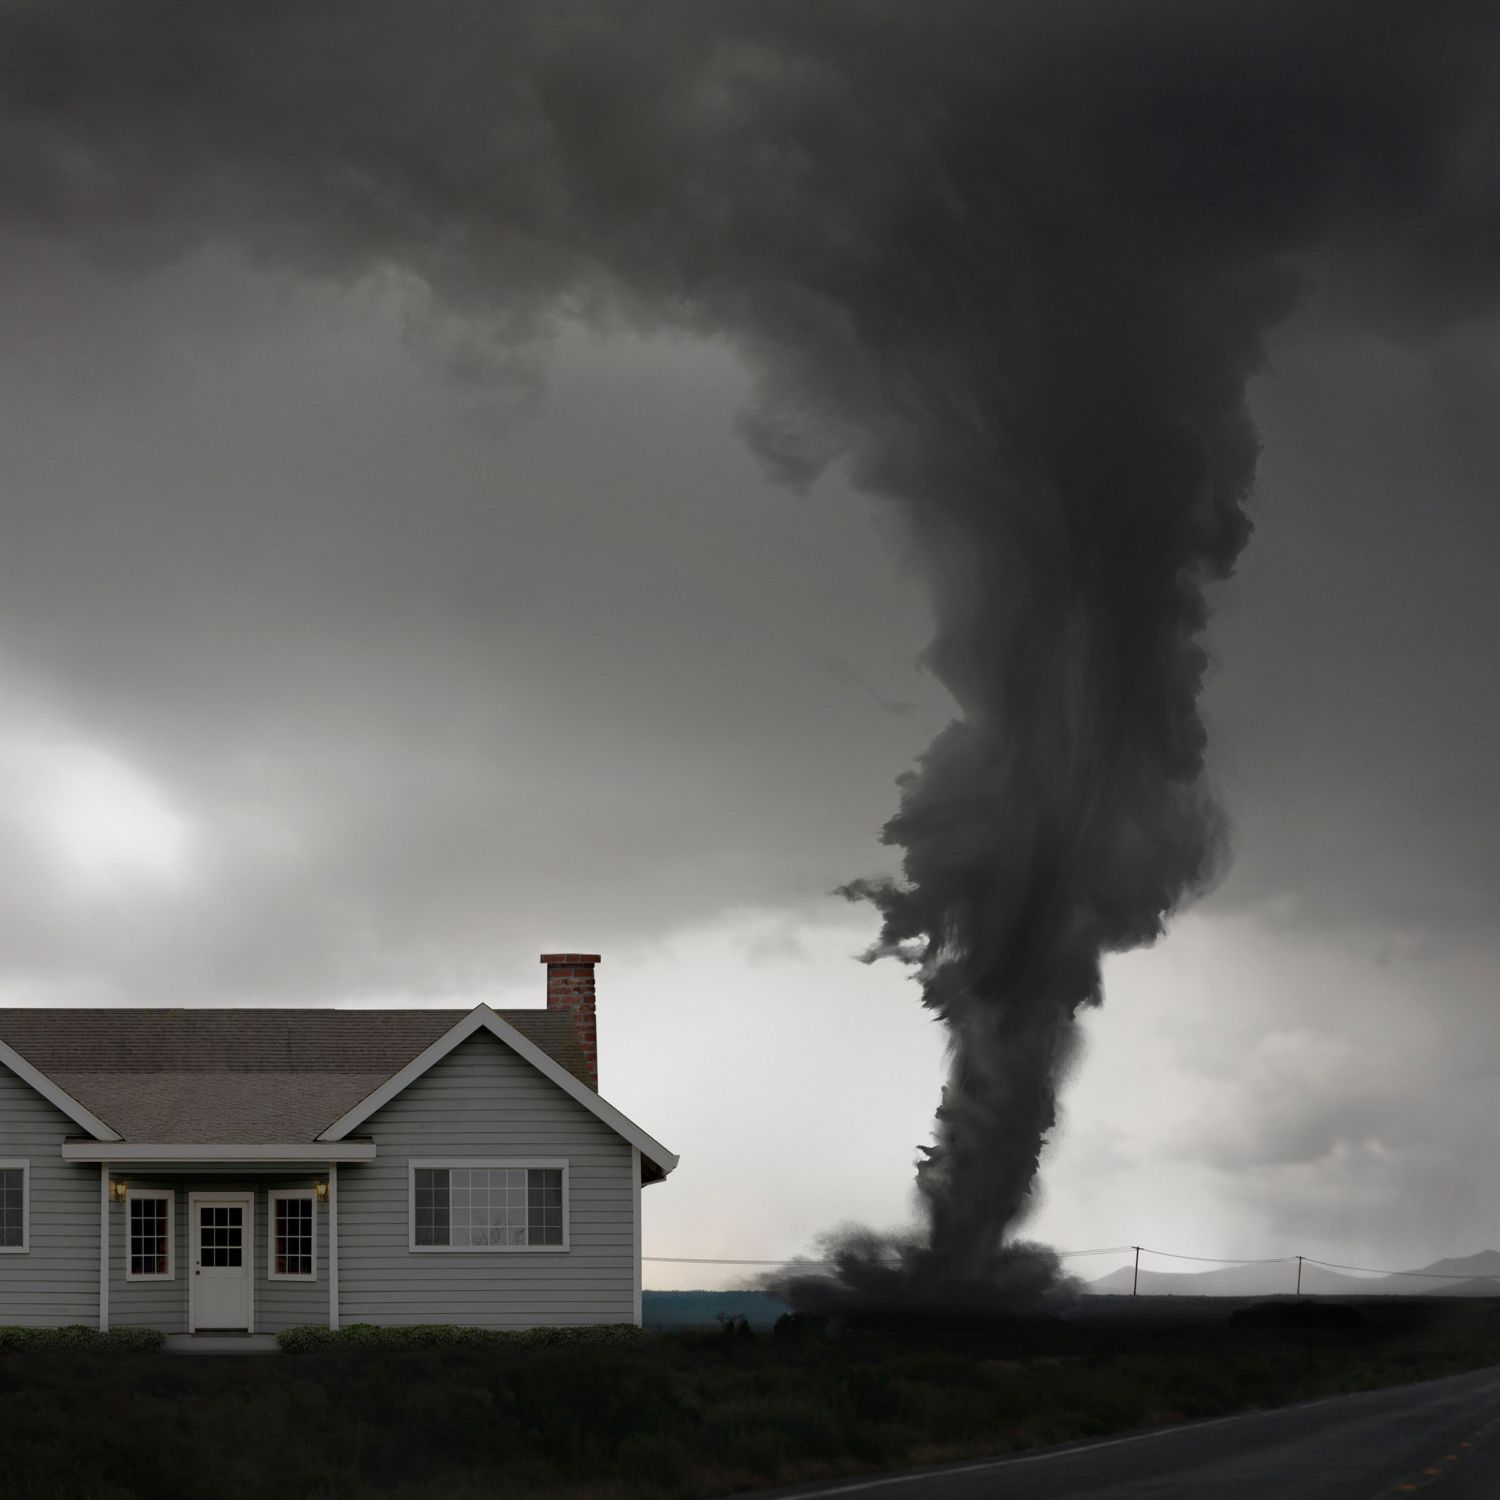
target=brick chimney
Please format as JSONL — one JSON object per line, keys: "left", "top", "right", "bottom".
{"left": 541, "top": 953, "right": 600, "bottom": 1091}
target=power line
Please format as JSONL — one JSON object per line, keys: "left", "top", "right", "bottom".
{"left": 1135, "top": 1246, "right": 1294, "bottom": 1266}
{"left": 643, "top": 1245, "right": 1500, "bottom": 1280}
{"left": 1302, "top": 1257, "right": 1500, "bottom": 1281}
{"left": 643, "top": 1245, "right": 1136, "bottom": 1267}
{"left": 645, "top": 1256, "right": 815, "bottom": 1266}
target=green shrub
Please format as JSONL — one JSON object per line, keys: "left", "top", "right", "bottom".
{"left": 0, "top": 1325, "right": 165, "bottom": 1352}
{"left": 275, "top": 1322, "right": 647, "bottom": 1353}
{"left": 717, "top": 1314, "right": 755, "bottom": 1349}
{"left": 275, "top": 1326, "right": 337, "bottom": 1353}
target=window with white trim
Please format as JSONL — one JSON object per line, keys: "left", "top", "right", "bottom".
{"left": 125, "top": 1189, "right": 174, "bottom": 1279}
{"left": 411, "top": 1162, "right": 566, "bottom": 1250}
{"left": 269, "top": 1193, "right": 316, "bottom": 1279}
{"left": 0, "top": 1161, "right": 27, "bottom": 1252}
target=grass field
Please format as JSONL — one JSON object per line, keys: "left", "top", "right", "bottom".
{"left": 6, "top": 1298, "right": 1500, "bottom": 1499}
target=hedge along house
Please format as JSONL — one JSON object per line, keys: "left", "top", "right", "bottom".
{"left": 0, "top": 954, "right": 677, "bottom": 1334}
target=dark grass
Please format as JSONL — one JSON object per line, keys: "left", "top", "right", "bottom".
{"left": 6, "top": 1299, "right": 1500, "bottom": 1499}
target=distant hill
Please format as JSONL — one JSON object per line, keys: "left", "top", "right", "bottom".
{"left": 642, "top": 1291, "right": 792, "bottom": 1330}
{"left": 1404, "top": 1250, "right": 1500, "bottom": 1280}
{"left": 1088, "top": 1250, "right": 1500, "bottom": 1298}
{"left": 1434, "top": 1278, "right": 1500, "bottom": 1297}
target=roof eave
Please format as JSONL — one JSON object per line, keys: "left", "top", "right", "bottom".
{"left": 60, "top": 1139, "right": 377, "bottom": 1162}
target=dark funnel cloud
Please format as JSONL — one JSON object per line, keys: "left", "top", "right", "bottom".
{"left": 3, "top": 1, "right": 1499, "bottom": 1315}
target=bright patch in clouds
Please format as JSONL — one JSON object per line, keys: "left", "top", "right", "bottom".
{"left": 3, "top": 737, "right": 194, "bottom": 891}
{"left": 542, "top": 902, "right": 949, "bottom": 1292}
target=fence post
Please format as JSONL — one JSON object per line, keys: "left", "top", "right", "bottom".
{"left": 1296, "top": 1255, "right": 1304, "bottom": 1296}
{"left": 1132, "top": 1245, "right": 1140, "bottom": 1297}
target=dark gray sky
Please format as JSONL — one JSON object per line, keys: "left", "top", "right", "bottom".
{"left": 0, "top": 3, "right": 1497, "bottom": 1285}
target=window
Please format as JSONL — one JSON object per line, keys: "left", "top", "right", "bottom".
{"left": 269, "top": 1194, "right": 316, "bottom": 1280}
{"left": 410, "top": 1161, "right": 567, "bottom": 1251}
{"left": 125, "top": 1190, "right": 174, "bottom": 1279}
{"left": 0, "top": 1161, "right": 27, "bottom": 1253}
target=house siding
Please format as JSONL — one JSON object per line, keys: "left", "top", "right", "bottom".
{"left": 339, "top": 1030, "right": 635, "bottom": 1328}
{"left": 0, "top": 1061, "right": 101, "bottom": 1327}
{"left": 107, "top": 1178, "right": 328, "bottom": 1334}
{"left": 255, "top": 1182, "right": 328, "bottom": 1333}
{"left": 108, "top": 1179, "right": 185, "bottom": 1331}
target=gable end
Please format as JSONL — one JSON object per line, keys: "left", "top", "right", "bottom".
{"left": 0, "top": 1038, "right": 121, "bottom": 1141}
{"left": 317, "top": 1005, "right": 677, "bottom": 1178}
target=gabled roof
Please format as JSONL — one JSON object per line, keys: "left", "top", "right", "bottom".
{"left": 0, "top": 1007, "right": 587, "bottom": 1077}
{"left": 0, "top": 1007, "right": 593, "bottom": 1146}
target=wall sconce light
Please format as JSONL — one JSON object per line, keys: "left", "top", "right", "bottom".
{"left": 110, "top": 1180, "right": 128, "bottom": 1202}
{"left": 315, "top": 1180, "right": 329, "bottom": 1203}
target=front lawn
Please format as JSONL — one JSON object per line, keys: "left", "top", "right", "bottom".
{"left": 5, "top": 1299, "right": 1500, "bottom": 1498}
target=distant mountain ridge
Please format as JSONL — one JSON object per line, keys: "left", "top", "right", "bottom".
{"left": 1409, "top": 1250, "right": 1500, "bottom": 1280}
{"left": 1087, "top": 1249, "right": 1500, "bottom": 1298}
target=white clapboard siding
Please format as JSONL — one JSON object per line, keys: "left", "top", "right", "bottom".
{"left": 339, "top": 1029, "right": 634, "bottom": 1327}
{"left": 0, "top": 1061, "right": 101, "bottom": 1326}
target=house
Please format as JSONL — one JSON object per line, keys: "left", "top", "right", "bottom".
{"left": 0, "top": 953, "right": 676, "bottom": 1334}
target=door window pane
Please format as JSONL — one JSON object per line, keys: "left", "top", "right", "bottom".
{"left": 200, "top": 1205, "right": 243, "bottom": 1267}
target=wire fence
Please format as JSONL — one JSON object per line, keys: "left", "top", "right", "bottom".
{"left": 643, "top": 1243, "right": 1500, "bottom": 1283}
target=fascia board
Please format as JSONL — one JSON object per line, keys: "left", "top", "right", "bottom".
{"left": 62, "top": 1140, "right": 376, "bottom": 1162}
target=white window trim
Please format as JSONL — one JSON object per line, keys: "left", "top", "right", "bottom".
{"left": 267, "top": 1192, "right": 318, "bottom": 1282}
{"left": 0, "top": 1159, "right": 29, "bottom": 1254}
{"left": 123, "top": 1187, "right": 176, "bottom": 1281}
{"left": 408, "top": 1158, "right": 569, "bottom": 1253}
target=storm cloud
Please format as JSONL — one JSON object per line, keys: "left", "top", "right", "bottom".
{"left": 1, "top": 2, "right": 1499, "bottom": 1300}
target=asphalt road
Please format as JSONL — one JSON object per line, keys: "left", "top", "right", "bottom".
{"left": 752, "top": 1364, "right": 1500, "bottom": 1499}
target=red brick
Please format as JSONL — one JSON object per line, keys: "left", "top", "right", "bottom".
{"left": 541, "top": 952, "right": 599, "bottom": 1092}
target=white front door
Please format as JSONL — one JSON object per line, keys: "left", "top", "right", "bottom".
{"left": 190, "top": 1193, "right": 253, "bottom": 1331}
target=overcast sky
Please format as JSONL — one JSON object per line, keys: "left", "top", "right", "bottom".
{"left": 0, "top": 5, "right": 1497, "bottom": 1290}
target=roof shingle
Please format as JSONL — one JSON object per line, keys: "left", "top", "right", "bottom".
{"left": 0, "top": 1008, "right": 590, "bottom": 1143}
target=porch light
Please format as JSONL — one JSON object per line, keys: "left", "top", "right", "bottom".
{"left": 315, "top": 1180, "right": 329, "bottom": 1203}
{"left": 110, "top": 1180, "right": 127, "bottom": 1202}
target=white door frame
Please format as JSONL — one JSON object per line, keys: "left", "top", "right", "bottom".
{"left": 188, "top": 1191, "right": 255, "bottom": 1333}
